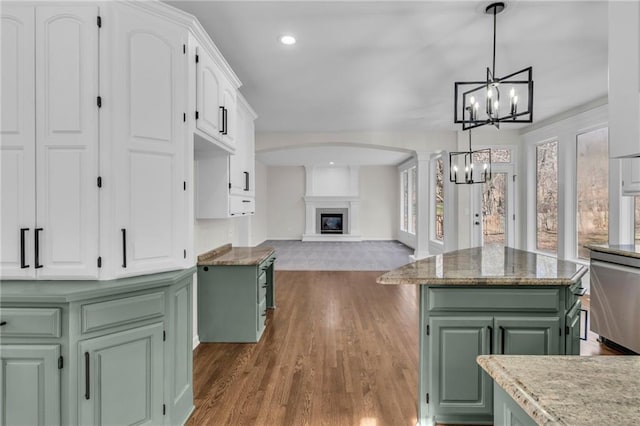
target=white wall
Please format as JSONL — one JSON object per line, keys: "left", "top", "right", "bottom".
{"left": 267, "top": 166, "right": 306, "bottom": 239}
{"left": 359, "top": 166, "right": 398, "bottom": 240}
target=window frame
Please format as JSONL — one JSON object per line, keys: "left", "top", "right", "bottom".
{"left": 430, "top": 154, "right": 445, "bottom": 246}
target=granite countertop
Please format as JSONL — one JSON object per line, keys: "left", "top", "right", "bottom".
{"left": 197, "top": 244, "right": 275, "bottom": 266}
{"left": 585, "top": 243, "right": 640, "bottom": 259}
{"left": 376, "top": 246, "right": 587, "bottom": 286}
{"left": 477, "top": 355, "right": 640, "bottom": 425}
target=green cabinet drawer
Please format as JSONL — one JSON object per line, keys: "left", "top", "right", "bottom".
{"left": 566, "top": 281, "right": 585, "bottom": 309}
{"left": 0, "top": 308, "right": 61, "bottom": 338}
{"left": 257, "top": 299, "right": 267, "bottom": 335}
{"left": 81, "top": 291, "right": 165, "bottom": 334}
{"left": 428, "top": 288, "right": 560, "bottom": 312}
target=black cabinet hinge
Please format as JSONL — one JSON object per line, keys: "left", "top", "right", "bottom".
{"left": 163, "top": 330, "right": 166, "bottom": 342}
{"left": 195, "top": 111, "right": 199, "bottom": 120}
{"left": 559, "top": 327, "right": 562, "bottom": 336}
{"left": 58, "top": 356, "right": 63, "bottom": 369}
{"left": 97, "top": 16, "right": 102, "bottom": 28}
{"left": 195, "top": 54, "right": 199, "bottom": 63}
{"left": 426, "top": 325, "right": 430, "bottom": 336}
{"left": 183, "top": 181, "right": 186, "bottom": 191}
{"left": 426, "top": 393, "right": 429, "bottom": 404}
{"left": 184, "top": 249, "right": 187, "bottom": 259}
{"left": 163, "top": 404, "right": 166, "bottom": 415}
{"left": 97, "top": 176, "right": 102, "bottom": 188}
{"left": 183, "top": 44, "right": 186, "bottom": 54}
{"left": 183, "top": 113, "right": 186, "bottom": 123}
{"left": 228, "top": 182, "right": 231, "bottom": 189}
{"left": 97, "top": 257, "right": 102, "bottom": 268}
{"left": 565, "top": 325, "right": 570, "bottom": 336}
{"left": 96, "top": 96, "right": 102, "bottom": 108}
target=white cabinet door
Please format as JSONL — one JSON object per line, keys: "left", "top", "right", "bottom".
{"left": 111, "top": 6, "right": 186, "bottom": 277}
{"left": 229, "top": 104, "right": 246, "bottom": 195}
{"left": 0, "top": 5, "right": 36, "bottom": 279}
{"left": 195, "top": 47, "right": 222, "bottom": 139}
{"left": 622, "top": 158, "right": 640, "bottom": 195}
{"left": 35, "top": 6, "right": 99, "bottom": 279}
{"left": 220, "top": 83, "right": 236, "bottom": 147}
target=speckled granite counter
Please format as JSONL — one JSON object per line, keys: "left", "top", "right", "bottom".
{"left": 585, "top": 243, "right": 640, "bottom": 259}
{"left": 197, "top": 244, "right": 275, "bottom": 266}
{"left": 377, "top": 246, "right": 587, "bottom": 286}
{"left": 477, "top": 355, "right": 640, "bottom": 425}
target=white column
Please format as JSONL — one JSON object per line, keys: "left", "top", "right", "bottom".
{"left": 414, "top": 151, "right": 432, "bottom": 259}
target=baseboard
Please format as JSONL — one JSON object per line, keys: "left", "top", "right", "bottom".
{"left": 264, "top": 237, "right": 303, "bottom": 241}
{"left": 192, "top": 335, "right": 200, "bottom": 350}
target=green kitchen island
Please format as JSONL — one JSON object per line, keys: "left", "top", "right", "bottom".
{"left": 377, "top": 246, "right": 587, "bottom": 426}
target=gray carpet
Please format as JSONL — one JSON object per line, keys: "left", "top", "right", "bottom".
{"left": 259, "top": 240, "right": 414, "bottom": 271}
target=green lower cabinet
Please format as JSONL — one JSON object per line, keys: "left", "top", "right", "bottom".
{"left": 494, "top": 383, "right": 537, "bottom": 426}
{"left": 494, "top": 316, "right": 561, "bottom": 355}
{"left": 168, "top": 282, "right": 194, "bottom": 425}
{"left": 565, "top": 301, "right": 582, "bottom": 355}
{"left": 0, "top": 345, "right": 60, "bottom": 426}
{"left": 420, "top": 284, "right": 579, "bottom": 425}
{"left": 79, "top": 323, "right": 165, "bottom": 426}
{"left": 428, "top": 316, "right": 494, "bottom": 423}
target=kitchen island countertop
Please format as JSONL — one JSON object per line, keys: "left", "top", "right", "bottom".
{"left": 197, "top": 244, "right": 275, "bottom": 266}
{"left": 377, "top": 246, "right": 587, "bottom": 286}
{"left": 477, "top": 355, "right": 640, "bottom": 425}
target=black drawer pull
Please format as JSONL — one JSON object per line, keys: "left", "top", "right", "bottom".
{"left": 20, "top": 228, "right": 29, "bottom": 268}
{"left": 488, "top": 326, "right": 493, "bottom": 354}
{"left": 261, "top": 311, "right": 267, "bottom": 317}
{"left": 499, "top": 326, "right": 506, "bottom": 354}
{"left": 34, "top": 228, "right": 43, "bottom": 269}
{"left": 84, "top": 352, "right": 90, "bottom": 400}
{"left": 573, "top": 287, "right": 587, "bottom": 297}
{"left": 0, "top": 321, "right": 7, "bottom": 326}
{"left": 242, "top": 200, "right": 251, "bottom": 203}
{"left": 580, "top": 308, "right": 588, "bottom": 341}
{"left": 262, "top": 284, "right": 268, "bottom": 289}
{"left": 244, "top": 171, "right": 249, "bottom": 191}
{"left": 121, "top": 228, "right": 127, "bottom": 268}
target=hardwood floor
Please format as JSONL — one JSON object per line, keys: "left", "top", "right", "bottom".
{"left": 187, "top": 271, "right": 623, "bottom": 425}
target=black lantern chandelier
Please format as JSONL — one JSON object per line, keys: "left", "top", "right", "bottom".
{"left": 449, "top": 130, "right": 492, "bottom": 185}
{"left": 453, "top": 2, "right": 534, "bottom": 131}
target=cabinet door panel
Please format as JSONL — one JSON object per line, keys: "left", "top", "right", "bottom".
{"left": 0, "top": 344, "right": 60, "bottom": 426}
{"left": 196, "top": 49, "right": 222, "bottom": 138}
{"left": 112, "top": 5, "right": 186, "bottom": 277}
{"left": 429, "top": 316, "right": 493, "bottom": 416}
{"left": 79, "top": 323, "right": 164, "bottom": 426}
{"left": 35, "top": 6, "right": 99, "bottom": 279}
{"left": 494, "top": 316, "right": 560, "bottom": 355}
{"left": 169, "top": 282, "right": 193, "bottom": 423}
{"left": 0, "top": 6, "right": 36, "bottom": 279}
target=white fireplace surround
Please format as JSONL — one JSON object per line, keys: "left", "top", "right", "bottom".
{"left": 302, "top": 165, "right": 362, "bottom": 241}
{"left": 302, "top": 196, "right": 361, "bottom": 241}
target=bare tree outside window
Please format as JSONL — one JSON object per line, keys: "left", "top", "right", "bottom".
{"left": 536, "top": 141, "right": 558, "bottom": 253}
{"left": 482, "top": 173, "right": 506, "bottom": 245}
{"left": 576, "top": 128, "right": 609, "bottom": 259}
{"left": 410, "top": 166, "right": 417, "bottom": 234}
{"left": 401, "top": 170, "right": 408, "bottom": 232}
{"left": 435, "top": 158, "right": 444, "bottom": 241}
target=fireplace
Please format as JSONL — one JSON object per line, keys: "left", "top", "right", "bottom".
{"left": 320, "top": 213, "right": 344, "bottom": 234}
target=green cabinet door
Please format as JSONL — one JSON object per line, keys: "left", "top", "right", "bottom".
{"left": 168, "top": 280, "right": 194, "bottom": 425}
{"left": 565, "top": 302, "right": 582, "bottom": 355}
{"left": 494, "top": 316, "right": 561, "bottom": 355}
{"left": 78, "top": 323, "right": 164, "bottom": 426}
{"left": 429, "top": 316, "right": 493, "bottom": 419}
{"left": 0, "top": 345, "right": 60, "bottom": 426}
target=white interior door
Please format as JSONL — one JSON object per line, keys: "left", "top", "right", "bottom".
{"left": 471, "top": 165, "right": 515, "bottom": 247}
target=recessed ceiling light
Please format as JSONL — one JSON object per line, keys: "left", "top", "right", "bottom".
{"left": 329, "top": 161, "right": 334, "bottom": 165}
{"left": 279, "top": 35, "right": 296, "bottom": 45}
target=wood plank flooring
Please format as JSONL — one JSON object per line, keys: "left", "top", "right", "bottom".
{"left": 187, "top": 271, "right": 623, "bottom": 426}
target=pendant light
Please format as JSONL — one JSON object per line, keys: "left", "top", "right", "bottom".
{"left": 449, "top": 130, "right": 492, "bottom": 184}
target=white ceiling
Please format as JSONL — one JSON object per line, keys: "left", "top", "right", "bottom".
{"left": 257, "top": 144, "right": 413, "bottom": 166}
{"left": 166, "top": 0, "right": 608, "bottom": 135}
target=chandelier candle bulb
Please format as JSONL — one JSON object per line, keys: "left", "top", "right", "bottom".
{"left": 510, "top": 95, "right": 518, "bottom": 116}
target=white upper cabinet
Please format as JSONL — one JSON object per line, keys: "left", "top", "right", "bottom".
{"left": 108, "top": 4, "right": 187, "bottom": 278}
{"left": 192, "top": 34, "right": 239, "bottom": 153}
{"left": 0, "top": 4, "right": 99, "bottom": 280}
{"left": 609, "top": 1, "right": 640, "bottom": 159}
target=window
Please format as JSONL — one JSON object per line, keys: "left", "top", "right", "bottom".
{"left": 400, "top": 164, "right": 417, "bottom": 235}
{"left": 576, "top": 128, "right": 609, "bottom": 259}
{"left": 636, "top": 196, "right": 640, "bottom": 245}
{"left": 536, "top": 141, "right": 558, "bottom": 253}
{"left": 434, "top": 158, "right": 444, "bottom": 241}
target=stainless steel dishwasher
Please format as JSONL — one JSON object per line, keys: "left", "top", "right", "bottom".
{"left": 590, "top": 249, "right": 640, "bottom": 353}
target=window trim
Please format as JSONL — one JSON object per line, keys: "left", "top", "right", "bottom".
{"left": 429, "top": 154, "right": 445, "bottom": 247}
